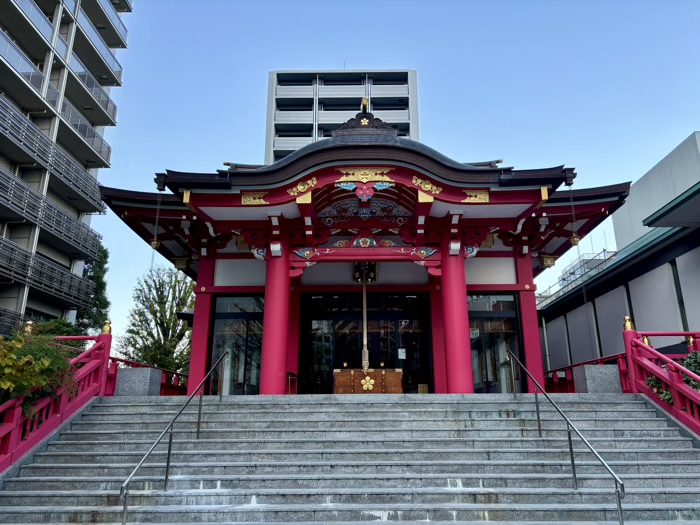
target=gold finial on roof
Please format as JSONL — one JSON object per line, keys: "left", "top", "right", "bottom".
{"left": 361, "top": 97, "right": 369, "bottom": 113}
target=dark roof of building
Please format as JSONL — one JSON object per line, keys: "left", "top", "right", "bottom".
{"left": 155, "top": 109, "right": 576, "bottom": 193}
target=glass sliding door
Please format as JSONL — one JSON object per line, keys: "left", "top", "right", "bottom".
{"left": 299, "top": 293, "right": 431, "bottom": 394}
{"left": 468, "top": 294, "right": 523, "bottom": 394}
{"left": 209, "top": 297, "right": 264, "bottom": 395}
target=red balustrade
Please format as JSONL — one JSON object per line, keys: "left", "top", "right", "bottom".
{"left": 107, "top": 357, "right": 188, "bottom": 396}
{"left": 0, "top": 332, "right": 111, "bottom": 473}
{"left": 545, "top": 353, "right": 629, "bottom": 393}
{"left": 623, "top": 318, "right": 700, "bottom": 436}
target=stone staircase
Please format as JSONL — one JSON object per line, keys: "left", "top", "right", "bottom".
{"left": 1, "top": 393, "right": 700, "bottom": 524}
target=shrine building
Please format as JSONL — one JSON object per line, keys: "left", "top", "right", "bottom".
{"left": 102, "top": 103, "right": 629, "bottom": 396}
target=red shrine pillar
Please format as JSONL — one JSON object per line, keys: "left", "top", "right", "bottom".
{"left": 430, "top": 279, "right": 447, "bottom": 393}
{"left": 259, "top": 237, "right": 290, "bottom": 395}
{"left": 440, "top": 228, "right": 474, "bottom": 393}
{"left": 515, "top": 253, "right": 545, "bottom": 392}
{"left": 188, "top": 256, "right": 214, "bottom": 395}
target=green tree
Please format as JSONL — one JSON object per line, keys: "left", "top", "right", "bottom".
{"left": 118, "top": 265, "right": 194, "bottom": 371}
{"left": 76, "top": 245, "right": 111, "bottom": 334}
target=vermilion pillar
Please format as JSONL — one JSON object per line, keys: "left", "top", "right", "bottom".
{"left": 430, "top": 281, "right": 447, "bottom": 393}
{"left": 286, "top": 284, "right": 301, "bottom": 394}
{"left": 188, "top": 256, "right": 215, "bottom": 395}
{"left": 259, "top": 238, "right": 290, "bottom": 395}
{"left": 515, "top": 253, "right": 545, "bottom": 392}
{"left": 440, "top": 229, "right": 474, "bottom": 393}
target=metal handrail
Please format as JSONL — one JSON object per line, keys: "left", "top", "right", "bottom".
{"left": 506, "top": 349, "right": 626, "bottom": 525}
{"left": 119, "top": 351, "right": 229, "bottom": 525}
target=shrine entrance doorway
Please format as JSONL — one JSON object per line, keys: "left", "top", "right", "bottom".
{"left": 298, "top": 293, "right": 432, "bottom": 394}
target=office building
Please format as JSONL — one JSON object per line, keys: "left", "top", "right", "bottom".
{"left": 265, "top": 70, "right": 418, "bottom": 163}
{"left": 0, "top": 0, "right": 131, "bottom": 334}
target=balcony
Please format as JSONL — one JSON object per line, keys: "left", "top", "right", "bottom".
{"left": 274, "top": 111, "right": 313, "bottom": 124}
{"left": 0, "top": 236, "right": 95, "bottom": 308}
{"left": 0, "top": 166, "right": 102, "bottom": 260}
{"left": 5, "top": 0, "right": 53, "bottom": 60}
{"left": 54, "top": 34, "right": 69, "bottom": 61}
{"left": 370, "top": 84, "right": 409, "bottom": 97}
{"left": 317, "top": 110, "right": 356, "bottom": 124}
{"left": 59, "top": 98, "right": 112, "bottom": 165}
{"left": 0, "top": 95, "right": 103, "bottom": 212}
{"left": 73, "top": 8, "right": 123, "bottom": 85}
{"left": 66, "top": 53, "right": 117, "bottom": 124}
{"left": 318, "top": 85, "right": 366, "bottom": 98}
{"left": 0, "top": 29, "right": 55, "bottom": 112}
{"left": 81, "top": 0, "right": 128, "bottom": 48}
{"left": 276, "top": 85, "right": 314, "bottom": 98}
{"left": 372, "top": 110, "right": 409, "bottom": 122}
{"left": 0, "top": 306, "right": 24, "bottom": 336}
{"left": 12, "top": 0, "right": 54, "bottom": 43}
{"left": 273, "top": 137, "right": 313, "bottom": 151}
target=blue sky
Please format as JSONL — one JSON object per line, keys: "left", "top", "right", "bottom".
{"left": 95, "top": 0, "right": 700, "bottom": 338}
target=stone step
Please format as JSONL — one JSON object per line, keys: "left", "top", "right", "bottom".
{"left": 19, "top": 459, "right": 700, "bottom": 477}
{"left": 8, "top": 471, "right": 699, "bottom": 492}
{"left": 82, "top": 407, "right": 656, "bottom": 420}
{"left": 3, "top": 521, "right": 700, "bottom": 525}
{"left": 55, "top": 426, "right": 683, "bottom": 441}
{"left": 3, "top": 486, "right": 699, "bottom": 506}
{"left": 1, "top": 501, "right": 699, "bottom": 522}
{"left": 45, "top": 435, "right": 695, "bottom": 452}
{"left": 67, "top": 416, "right": 671, "bottom": 431}
{"left": 95, "top": 393, "right": 643, "bottom": 405}
{"left": 29, "top": 447, "right": 700, "bottom": 465}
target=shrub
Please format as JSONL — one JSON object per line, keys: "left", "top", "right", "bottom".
{"left": 0, "top": 336, "right": 51, "bottom": 404}
{"left": 0, "top": 335, "right": 76, "bottom": 406}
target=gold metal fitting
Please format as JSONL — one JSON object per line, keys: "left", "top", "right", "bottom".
{"left": 570, "top": 233, "right": 580, "bottom": 246}
{"left": 688, "top": 335, "right": 695, "bottom": 347}
{"left": 102, "top": 320, "right": 112, "bottom": 334}
{"left": 623, "top": 316, "right": 635, "bottom": 331}
{"left": 150, "top": 239, "right": 161, "bottom": 250}
{"left": 643, "top": 335, "right": 653, "bottom": 348}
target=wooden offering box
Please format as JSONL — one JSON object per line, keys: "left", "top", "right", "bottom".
{"left": 333, "top": 369, "right": 403, "bottom": 394}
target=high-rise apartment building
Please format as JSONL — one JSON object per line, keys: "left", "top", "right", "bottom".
{"left": 265, "top": 70, "right": 418, "bottom": 163}
{"left": 0, "top": 0, "right": 130, "bottom": 334}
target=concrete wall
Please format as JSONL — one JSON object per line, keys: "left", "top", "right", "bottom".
{"left": 466, "top": 258, "right": 517, "bottom": 285}
{"left": 676, "top": 245, "right": 700, "bottom": 329}
{"left": 214, "top": 259, "right": 266, "bottom": 286}
{"left": 544, "top": 316, "right": 570, "bottom": 369}
{"left": 613, "top": 132, "right": 700, "bottom": 249}
{"left": 594, "top": 286, "right": 629, "bottom": 356}
{"left": 629, "top": 263, "right": 684, "bottom": 346}
{"left": 565, "top": 303, "right": 599, "bottom": 363}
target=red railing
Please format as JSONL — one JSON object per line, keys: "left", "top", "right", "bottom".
{"left": 106, "top": 357, "right": 188, "bottom": 396}
{"left": 0, "top": 332, "right": 112, "bottom": 473}
{"left": 623, "top": 319, "right": 700, "bottom": 436}
{"left": 545, "top": 353, "right": 629, "bottom": 393}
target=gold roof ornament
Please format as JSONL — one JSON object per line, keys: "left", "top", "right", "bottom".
{"left": 241, "top": 192, "right": 269, "bottom": 205}
{"left": 412, "top": 176, "right": 442, "bottom": 195}
{"left": 361, "top": 97, "right": 369, "bottom": 112}
{"left": 336, "top": 168, "right": 394, "bottom": 183}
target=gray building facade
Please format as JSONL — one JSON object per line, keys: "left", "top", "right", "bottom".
{"left": 0, "top": 0, "right": 130, "bottom": 333}
{"left": 265, "top": 69, "right": 419, "bottom": 163}
{"left": 539, "top": 132, "right": 700, "bottom": 370}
